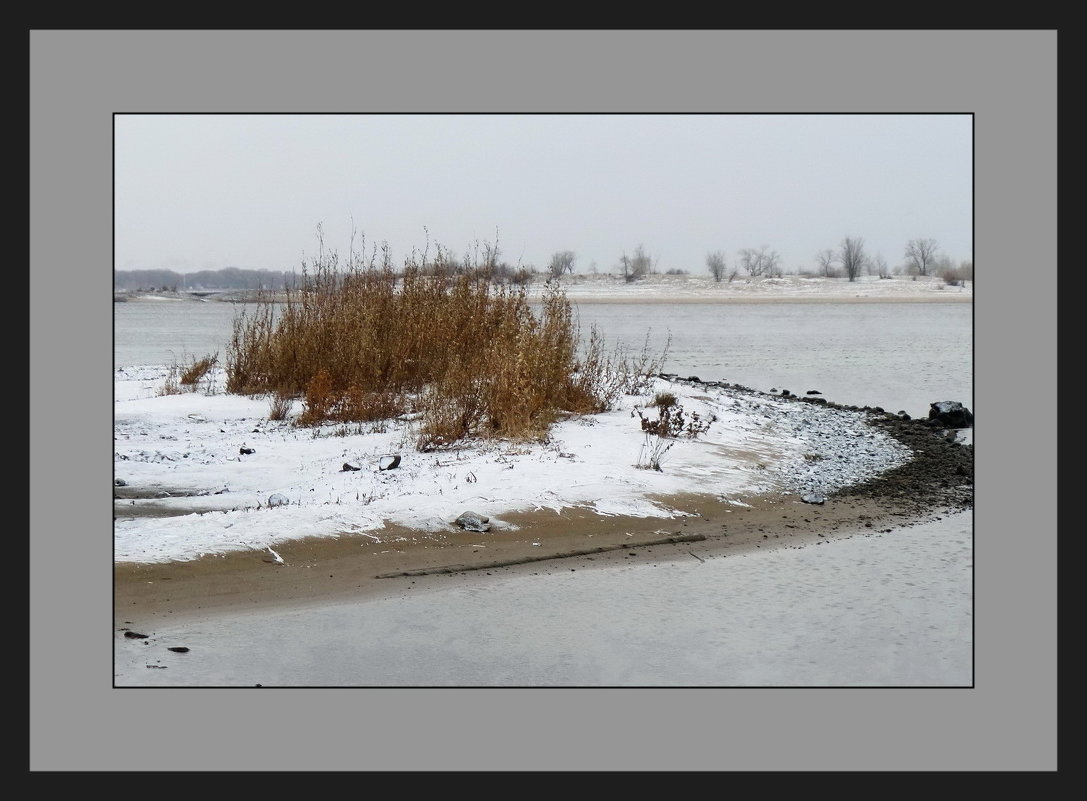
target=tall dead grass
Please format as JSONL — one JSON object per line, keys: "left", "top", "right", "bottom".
{"left": 180, "top": 353, "right": 218, "bottom": 385}
{"left": 226, "top": 242, "right": 665, "bottom": 449}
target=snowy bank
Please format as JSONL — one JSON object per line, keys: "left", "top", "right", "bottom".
{"left": 531, "top": 273, "right": 972, "bottom": 303}
{"left": 117, "top": 273, "right": 972, "bottom": 306}
{"left": 114, "top": 366, "right": 912, "bottom": 564}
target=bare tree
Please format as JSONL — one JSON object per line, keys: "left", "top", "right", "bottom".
{"left": 548, "top": 250, "right": 576, "bottom": 280}
{"left": 619, "top": 245, "right": 655, "bottom": 283}
{"left": 737, "top": 248, "right": 760, "bottom": 276}
{"left": 706, "top": 250, "right": 727, "bottom": 282}
{"left": 838, "top": 236, "right": 866, "bottom": 282}
{"left": 764, "top": 249, "right": 783, "bottom": 278}
{"left": 904, "top": 237, "right": 940, "bottom": 276}
{"left": 814, "top": 248, "right": 838, "bottom": 278}
{"left": 737, "top": 245, "right": 782, "bottom": 277}
{"left": 870, "top": 252, "right": 890, "bottom": 278}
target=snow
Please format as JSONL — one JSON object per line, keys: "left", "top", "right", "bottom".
{"left": 114, "top": 366, "right": 911, "bottom": 564}
{"left": 525, "top": 272, "right": 973, "bottom": 303}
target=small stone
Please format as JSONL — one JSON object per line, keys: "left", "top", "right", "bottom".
{"left": 454, "top": 511, "right": 491, "bottom": 532}
{"left": 167, "top": 646, "right": 190, "bottom": 653}
{"left": 267, "top": 493, "right": 289, "bottom": 507}
{"left": 114, "top": 478, "right": 127, "bottom": 487}
{"left": 124, "top": 631, "right": 149, "bottom": 639}
{"left": 379, "top": 455, "right": 401, "bottom": 471}
{"left": 240, "top": 447, "right": 255, "bottom": 455}
{"left": 342, "top": 462, "right": 361, "bottom": 472}
{"left": 801, "top": 493, "right": 826, "bottom": 505}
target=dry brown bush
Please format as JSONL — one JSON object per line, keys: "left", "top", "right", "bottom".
{"left": 227, "top": 241, "right": 664, "bottom": 450}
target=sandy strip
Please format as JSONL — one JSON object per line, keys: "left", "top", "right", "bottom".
{"left": 114, "top": 489, "right": 926, "bottom": 629}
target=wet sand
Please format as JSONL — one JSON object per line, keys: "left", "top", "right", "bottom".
{"left": 114, "top": 489, "right": 931, "bottom": 629}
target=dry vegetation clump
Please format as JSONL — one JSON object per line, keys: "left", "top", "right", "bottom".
{"left": 267, "top": 389, "right": 295, "bottom": 421}
{"left": 180, "top": 353, "right": 218, "bottom": 385}
{"left": 158, "top": 365, "right": 182, "bottom": 397}
{"left": 633, "top": 391, "right": 717, "bottom": 472}
{"left": 226, "top": 239, "right": 665, "bottom": 450}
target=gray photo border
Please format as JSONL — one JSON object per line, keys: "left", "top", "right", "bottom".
{"left": 30, "top": 30, "right": 1056, "bottom": 771}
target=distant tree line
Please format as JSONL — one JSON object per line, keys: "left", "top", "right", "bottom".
{"left": 114, "top": 267, "right": 303, "bottom": 291}
{"left": 703, "top": 236, "right": 971, "bottom": 284}
{"left": 117, "top": 235, "right": 973, "bottom": 292}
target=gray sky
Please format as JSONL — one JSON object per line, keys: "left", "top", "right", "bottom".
{"left": 115, "top": 113, "right": 972, "bottom": 276}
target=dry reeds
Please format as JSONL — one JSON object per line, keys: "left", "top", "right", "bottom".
{"left": 180, "top": 353, "right": 218, "bottom": 385}
{"left": 226, "top": 241, "right": 665, "bottom": 449}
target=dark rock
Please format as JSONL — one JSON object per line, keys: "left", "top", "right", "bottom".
{"left": 806, "top": 390, "right": 822, "bottom": 395}
{"left": 115, "top": 478, "right": 128, "bottom": 487}
{"left": 454, "top": 511, "right": 490, "bottom": 532}
{"left": 928, "top": 401, "right": 974, "bottom": 428}
{"left": 781, "top": 389, "right": 791, "bottom": 396}
{"left": 897, "top": 410, "right": 911, "bottom": 420}
{"left": 341, "top": 462, "right": 361, "bottom": 472}
{"left": 167, "top": 647, "right": 190, "bottom": 653}
{"left": 124, "top": 631, "right": 149, "bottom": 639}
{"left": 687, "top": 376, "right": 701, "bottom": 383}
{"left": 379, "top": 455, "right": 401, "bottom": 471}
{"left": 240, "top": 447, "right": 255, "bottom": 455}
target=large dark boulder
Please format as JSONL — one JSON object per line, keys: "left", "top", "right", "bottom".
{"left": 928, "top": 401, "right": 974, "bottom": 428}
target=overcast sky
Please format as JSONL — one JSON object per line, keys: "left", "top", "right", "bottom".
{"left": 114, "top": 113, "right": 972, "bottom": 276}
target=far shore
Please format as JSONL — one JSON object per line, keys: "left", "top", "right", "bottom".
{"left": 115, "top": 287, "right": 973, "bottom": 306}
{"left": 114, "top": 271, "right": 971, "bottom": 306}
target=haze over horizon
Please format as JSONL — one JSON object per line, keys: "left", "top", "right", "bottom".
{"left": 115, "top": 114, "right": 972, "bottom": 277}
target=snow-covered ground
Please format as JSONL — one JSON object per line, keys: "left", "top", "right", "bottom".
{"left": 117, "top": 273, "right": 973, "bottom": 306}
{"left": 525, "top": 272, "right": 973, "bottom": 302}
{"left": 114, "top": 366, "right": 911, "bottom": 564}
